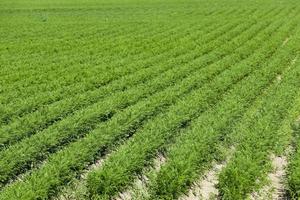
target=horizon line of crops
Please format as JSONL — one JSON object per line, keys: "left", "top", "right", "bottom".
{"left": 1, "top": 18, "right": 194, "bottom": 84}
{"left": 0, "top": 8, "right": 258, "bottom": 123}
{"left": 0, "top": 7, "right": 244, "bottom": 90}
{"left": 0, "top": 14, "right": 238, "bottom": 127}
{"left": 0, "top": 7, "right": 239, "bottom": 73}
{"left": 3, "top": 12, "right": 241, "bottom": 125}
{"left": 0, "top": 20, "right": 205, "bottom": 98}
{"left": 0, "top": 5, "right": 204, "bottom": 60}
{"left": 0, "top": 7, "right": 243, "bottom": 67}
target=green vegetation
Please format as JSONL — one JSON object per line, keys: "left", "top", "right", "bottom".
{"left": 1, "top": 0, "right": 300, "bottom": 199}
{"left": 287, "top": 111, "right": 300, "bottom": 198}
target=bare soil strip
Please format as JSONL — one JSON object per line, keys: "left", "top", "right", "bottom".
{"left": 288, "top": 57, "right": 298, "bottom": 70}
{"left": 250, "top": 153, "right": 289, "bottom": 200}
{"left": 276, "top": 75, "right": 282, "bottom": 82}
{"left": 115, "top": 153, "right": 167, "bottom": 200}
{"left": 282, "top": 37, "right": 290, "bottom": 46}
{"left": 278, "top": 56, "right": 297, "bottom": 83}
{"left": 180, "top": 147, "right": 235, "bottom": 200}
{"left": 180, "top": 162, "right": 225, "bottom": 200}
{"left": 57, "top": 155, "right": 109, "bottom": 200}
{"left": 250, "top": 115, "right": 300, "bottom": 200}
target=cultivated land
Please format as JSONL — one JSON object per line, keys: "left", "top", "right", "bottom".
{"left": 1, "top": 0, "right": 300, "bottom": 199}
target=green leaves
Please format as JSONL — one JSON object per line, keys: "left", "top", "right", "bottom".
{"left": 1, "top": 1, "right": 300, "bottom": 200}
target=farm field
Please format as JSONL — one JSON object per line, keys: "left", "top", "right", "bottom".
{"left": 1, "top": 0, "right": 300, "bottom": 199}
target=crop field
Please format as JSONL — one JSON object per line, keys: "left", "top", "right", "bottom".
{"left": 1, "top": 0, "right": 300, "bottom": 199}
